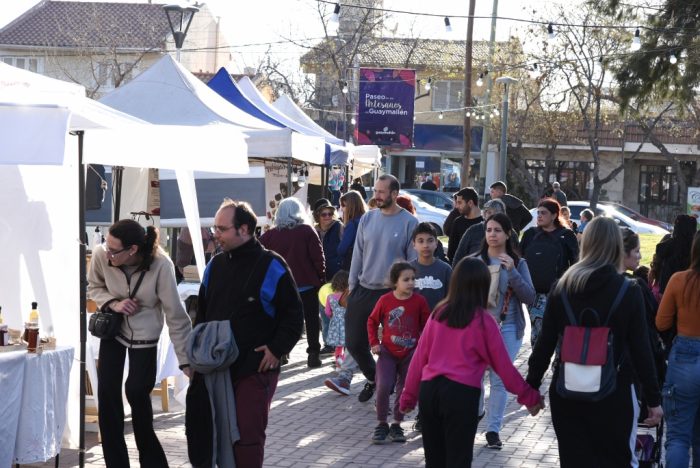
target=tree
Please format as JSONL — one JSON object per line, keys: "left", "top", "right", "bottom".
{"left": 507, "top": 3, "right": 641, "bottom": 210}
{"left": 599, "top": 0, "right": 700, "bottom": 109}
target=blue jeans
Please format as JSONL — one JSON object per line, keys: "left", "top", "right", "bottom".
{"left": 663, "top": 336, "right": 700, "bottom": 468}
{"left": 480, "top": 321, "right": 522, "bottom": 433}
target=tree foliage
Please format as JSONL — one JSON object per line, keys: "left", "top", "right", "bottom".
{"left": 599, "top": 0, "right": 700, "bottom": 108}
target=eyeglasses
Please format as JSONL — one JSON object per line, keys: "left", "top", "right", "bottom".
{"left": 319, "top": 212, "right": 334, "bottom": 218}
{"left": 213, "top": 225, "right": 235, "bottom": 233}
{"left": 105, "top": 247, "right": 128, "bottom": 257}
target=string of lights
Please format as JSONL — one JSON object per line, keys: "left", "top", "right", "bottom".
{"left": 317, "top": 0, "right": 695, "bottom": 34}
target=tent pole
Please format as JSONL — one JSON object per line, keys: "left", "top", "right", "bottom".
{"left": 287, "top": 157, "right": 292, "bottom": 198}
{"left": 113, "top": 166, "right": 123, "bottom": 221}
{"left": 76, "top": 131, "right": 87, "bottom": 468}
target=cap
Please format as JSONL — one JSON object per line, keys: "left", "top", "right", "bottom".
{"left": 313, "top": 198, "right": 335, "bottom": 214}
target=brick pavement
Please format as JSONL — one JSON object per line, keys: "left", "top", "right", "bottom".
{"left": 30, "top": 338, "right": 559, "bottom": 468}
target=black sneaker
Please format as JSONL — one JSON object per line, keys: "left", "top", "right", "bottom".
{"left": 319, "top": 345, "right": 335, "bottom": 355}
{"left": 413, "top": 412, "right": 422, "bottom": 433}
{"left": 388, "top": 423, "right": 406, "bottom": 443}
{"left": 307, "top": 353, "right": 322, "bottom": 368}
{"left": 485, "top": 431, "right": 502, "bottom": 449}
{"left": 371, "top": 423, "right": 390, "bottom": 444}
{"left": 358, "top": 382, "right": 376, "bottom": 402}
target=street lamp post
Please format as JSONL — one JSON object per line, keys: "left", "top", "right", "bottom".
{"left": 163, "top": 3, "right": 199, "bottom": 62}
{"left": 495, "top": 76, "right": 517, "bottom": 182}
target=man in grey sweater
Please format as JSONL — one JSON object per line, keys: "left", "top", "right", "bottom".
{"left": 345, "top": 174, "right": 418, "bottom": 402}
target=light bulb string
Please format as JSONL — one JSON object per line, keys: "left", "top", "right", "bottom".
{"left": 317, "top": 0, "right": 697, "bottom": 34}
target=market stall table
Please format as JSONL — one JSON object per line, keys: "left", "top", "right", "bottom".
{"left": 0, "top": 346, "right": 74, "bottom": 466}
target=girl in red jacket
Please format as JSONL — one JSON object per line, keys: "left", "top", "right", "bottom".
{"left": 367, "top": 261, "right": 431, "bottom": 444}
{"left": 399, "top": 258, "right": 544, "bottom": 467}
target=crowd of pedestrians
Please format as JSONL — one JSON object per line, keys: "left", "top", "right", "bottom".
{"left": 86, "top": 174, "right": 700, "bottom": 468}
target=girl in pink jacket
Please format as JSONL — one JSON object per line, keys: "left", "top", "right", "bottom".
{"left": 399, "top": 258, "right": 544, "bottom": 467}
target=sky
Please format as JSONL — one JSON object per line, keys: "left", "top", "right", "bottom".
{"left": 0, "top": 0, "right": 556, "bottom": 73}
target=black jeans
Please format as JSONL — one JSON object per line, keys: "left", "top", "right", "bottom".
{"left": 98, "top": 338, "right": 168, "bottom": 468}
{"left": 549, "top": 378, "right": 637, "bottom": 468}
{"left": 300, "top": 288, "right": 321, "bottom": 354}
{"left": 344, "top": 285, "right": 389, "bottom": 383}
{"left": 420, "top": 376, "right": 481, "bottom": 468}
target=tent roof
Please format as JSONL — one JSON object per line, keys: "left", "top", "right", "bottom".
{"left": 100, "top": 55, "right": 324, "bottom": 163}
{"left": 0, "top": 61, "right": 248, "bottom": 173}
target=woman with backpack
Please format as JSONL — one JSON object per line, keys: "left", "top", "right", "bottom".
{"left": 526, "top": 217, "right": 663, "bottom": 468}
{"left": 656, "top": 233, "right": 700, "bottom": 468}
{"left": 520, "top": 198, "right": 579, "bottom": 345}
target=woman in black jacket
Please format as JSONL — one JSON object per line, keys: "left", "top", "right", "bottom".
{"left": 526, "top": 217, "right": 663, "bottom": 467}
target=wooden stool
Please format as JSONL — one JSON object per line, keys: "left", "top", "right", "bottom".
{"left": 151, "top": 378, "right": 170, "bottom": 412}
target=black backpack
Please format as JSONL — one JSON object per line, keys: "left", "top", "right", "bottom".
{"left": 524, "top": 228, "right": 565, "bottom": 293}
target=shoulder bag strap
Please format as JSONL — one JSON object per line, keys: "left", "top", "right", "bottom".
{"left": 129, "top": 270, "right": 147, "bottom": 299}
{"left": 499, "top": 287, "right": 513, "bottom": 323}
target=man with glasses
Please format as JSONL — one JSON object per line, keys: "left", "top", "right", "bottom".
{"left": 344, "top": 174, "right": 419, "bottom": 402}
{"left": 188, "top": 199, "right": 303, "bottom": 468}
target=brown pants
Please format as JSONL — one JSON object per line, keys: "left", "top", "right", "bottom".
{"left": 233, "top": 371, "right": 279, "bottom": 468}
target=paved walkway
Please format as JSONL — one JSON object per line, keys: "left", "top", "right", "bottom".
{"left": 32, "top": 338, "right": 560, "bottom": 467}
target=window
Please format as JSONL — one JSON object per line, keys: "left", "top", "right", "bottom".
{"left": 431, "top": 80, "right": 463, "bottom": 111}
{"left": 2, "top": 56, "right": 41, "bottom": 73}
{"left": 638, "top": 164, "right": 684, "bottom": 205}
{"left": 525, "top": 160, "right": 594, "bottom": 200}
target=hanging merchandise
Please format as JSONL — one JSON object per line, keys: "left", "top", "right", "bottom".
{"left": 328, "top": 165, "right": 346, "bottom": 206}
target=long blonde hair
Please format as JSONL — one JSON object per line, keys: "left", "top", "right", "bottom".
{"left": 340, "top": 190, "right": 367, "bottom": 223}
{"left": 554, "top": 216, "right": 623, "bottom": 294}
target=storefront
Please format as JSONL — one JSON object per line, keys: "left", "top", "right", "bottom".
{"left": 386, "top": 124, "right": 486, "bottom": 191}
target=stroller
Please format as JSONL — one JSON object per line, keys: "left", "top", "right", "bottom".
{"left": 636, "top": 417, "right": 664, "bottom": 468}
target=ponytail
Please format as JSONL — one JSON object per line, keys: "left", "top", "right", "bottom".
{"left": 108, "top": 219, "right": 160, "bottom": 270}
{"left": 139, "top": 225, "right": 160, "bottom": 269}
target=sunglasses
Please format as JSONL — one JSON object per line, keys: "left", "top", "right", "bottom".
{"left": 319, "top": 212, "right": 334, "bottom": 218}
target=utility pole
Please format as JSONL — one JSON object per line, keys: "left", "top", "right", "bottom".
{"left": 461, "top": 0, "right": 476, "bottom": 188}
{"left": 478, "top": 0, "right": 499, "bottom": 196}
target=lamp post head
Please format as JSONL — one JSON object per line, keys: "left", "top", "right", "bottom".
{"left": 164, "top": 4, "right": 199, "bottom": 50}
{"left": 495, "top": 76, "right": 518, "bottom": 86}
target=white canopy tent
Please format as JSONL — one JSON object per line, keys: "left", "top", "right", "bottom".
{"left": 271, "top": 94, "right": 382, "bottom": 182}
{"left": 235, "top": 76, "right": 349, "bottom": 165}
{"left": 100, "top": 55, "right": 325, "bottom": 164}
{"left": 0, "top": 62, "right": 248, "bottom": 466}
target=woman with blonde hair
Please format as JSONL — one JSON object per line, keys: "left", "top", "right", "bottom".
{"left": 260, "top": 197, "right": 326, "bottom": 367}
{"left": 338, "top": 190, "right": 368, "bottom": 271}
{"left": 526, "top": 216, "right": 663, "bottom": 467}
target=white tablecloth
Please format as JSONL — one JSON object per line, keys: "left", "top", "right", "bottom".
{"left": 0, "top": 346, "right": 74, "bottom": 465}
{"left": 177, "top": 281, "right": 200, "bottom": 301}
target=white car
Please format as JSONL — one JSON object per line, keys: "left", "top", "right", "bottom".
{"left": 523, "top": 201, "right": 669, "bottom": 235}
{"left": 400, "top": 190, "right": 450, "bottom": 236}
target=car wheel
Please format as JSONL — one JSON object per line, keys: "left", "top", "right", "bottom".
{"left": 430, "top": 223, "right": 443, "bottom": 236}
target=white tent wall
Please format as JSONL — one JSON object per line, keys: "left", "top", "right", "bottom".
{"left": 0, "top": 148, "right": 81, "bottom": 446}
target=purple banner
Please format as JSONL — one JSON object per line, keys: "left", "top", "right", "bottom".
{"left": 356, "top": 68, "right": 415, "bottom": 147}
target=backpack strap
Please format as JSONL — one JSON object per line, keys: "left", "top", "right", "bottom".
{"left": 603, "top": 278, "right": 630, "bottom": 326}
{"left": 560, "top": 277, "right": 630, "bottom": 327}
{"left": 560, "top": 289, "right": 578, "bottom": 326}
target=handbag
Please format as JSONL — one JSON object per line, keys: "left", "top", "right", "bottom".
{"left": 89, "top": 270, "right": 146, "bottom": 339}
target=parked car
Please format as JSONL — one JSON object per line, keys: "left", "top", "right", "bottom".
{"left": 399, "top": 190, "right": 450, "bottom": 236}
{"left": 599, "top": 201, "right": 673, "bottom": 231}
{"left": 404, "top": 188, "right": 455, "bottom": 211}
{"left": 522, "top": 201, "right": 670, "bottom": 235}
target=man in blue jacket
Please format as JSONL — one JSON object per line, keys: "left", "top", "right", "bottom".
{"left": 189, "top": 199, "right": 303, "bottom": 468}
